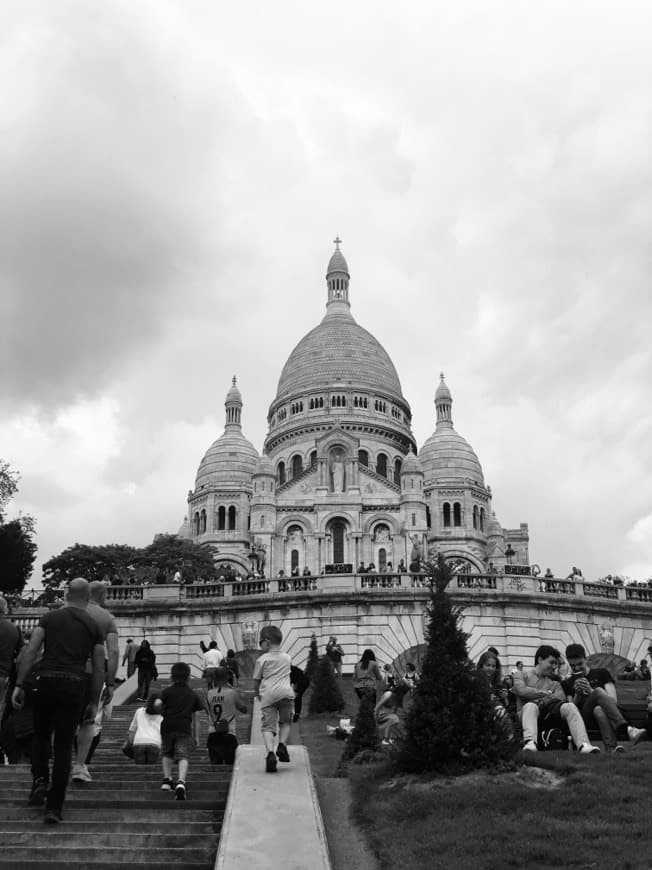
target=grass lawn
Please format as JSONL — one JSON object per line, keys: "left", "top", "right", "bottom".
{"left": 348, "top": 744, "right": 652, "bottom": 870}
{"left": 298, "top": 682, "right": 652, "bottom": 870}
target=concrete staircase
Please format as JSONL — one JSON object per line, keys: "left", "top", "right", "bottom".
{"left": 0, "top": 679, "right": 254, "bottom": 869}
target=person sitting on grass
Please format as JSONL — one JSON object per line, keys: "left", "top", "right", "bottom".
{"left": 204, "top": 667, "right": 247, "bottom": 764}
{"left": 477, "top": 652, "right": 514, "bottom": 742}
{"left": 403, "top": 662, "right": 420, "bottom": 691}
{"left": 252, "top": 625, "right": 294, "bottom": 773}
{"left": 562, "top": 643, "right": 646, "bottom": 753}
{"left": 160, "top": 663, "right": 203, "bottom": 800}
{"left": 375, "top": 684, "right": 410, "bottom": 742}
{"left": 512, "top": 645, "right": 600, "bottom": 754}
{"left": 128, "top": 694, "right": 163, "bottom": 764}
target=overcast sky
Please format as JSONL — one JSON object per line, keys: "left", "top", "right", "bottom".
{"left": 2, "top": 0, "right": 651, "bottom": 587}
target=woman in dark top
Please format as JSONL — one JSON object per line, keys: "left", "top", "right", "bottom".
{"left": 353, "top": 649, "right": 382, "bottom": 702}
{"left": 134, "top": 640, "right": 157, "bottom": 701}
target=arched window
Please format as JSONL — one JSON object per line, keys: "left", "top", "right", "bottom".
{"left": 228, "top": 506, "right": 236, "bottom": 530}
{"left": 193, "top": 512, "right": 200, "bottom": 536}
{"left": 480, "top": 508, "right": 485, "bottom": 532}
{"left": 426, "top": 505, "right": 432, "bottom": 529}
{"left": 394, "top": 458, "right": 402, "bottom": 482}
{"left": 331, "top": 520, "right": 346, "bottom": 564}
{"left": 378, "top": 548, "right": 387, "bottom": 571}
{"left": 200, "top": 509, "right": 206, "bottom": 533}
{"left": 291, "top": 549, "right": 299, "bottom": 572}
{"left": 310, "top": 450, "right": 317, "bottom": 468}
{"left": 358, "top": 449, "right": 368, "bottom": 467}
{"left": 218, "top": 506, "right": 226, "bottom": 531}
{"left": 291, "top": 454, "right": 303, "bottom": 478}
{"left": 278, "top": 462, "right": 286, "bottom": 485}
{"left": 453, "top": 502, "right": 462, "bottom": 527}
{"left": 411, "top": 512, "right": 416, "bottom": 526}
{"left": 443, "top": 502, "right": 451, "bottom": 528}
{"left": 376, "top": 453, "right": 387, "bottom": 478}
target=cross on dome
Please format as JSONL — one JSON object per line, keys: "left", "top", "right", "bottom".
{"left": 333, "top": 235, "right": 342, "bottom": 248}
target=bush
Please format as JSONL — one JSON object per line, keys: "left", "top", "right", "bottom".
{"left": 343, "top": 692, "right": 380, "bottom": 761}
{"left": 305, "top": 634, "right": 319, "bottom": 683}
{"left": 308, "top": 655, "right": 345, "bottom": 714}
{"left": 397, "top": 555, "right": 515, "bottom": 773}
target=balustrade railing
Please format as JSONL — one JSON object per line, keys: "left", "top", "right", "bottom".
{"left": 232, "top": 580, "right": 270, "bottom": 596}
{"left": 105, "top": 586, "right": 144, "bottom": 602}
{"left": 185, "top": 583, "right": 225, "bottom": 599}
{"left": 11, "top": 574, "right": 652, "bottom": 615}
{"left": 279, "top": 577, "right": 318, "bottom": 593}
{"left": 583, "top": 582, "right": 618, "bottom": 600}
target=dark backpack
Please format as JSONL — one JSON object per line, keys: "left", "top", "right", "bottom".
{"left": 539, "top": 728, "right": 567, "bottom": 751}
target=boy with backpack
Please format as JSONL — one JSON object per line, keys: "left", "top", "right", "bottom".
{"left": 204, "top": 667, "right": 247, "bottom": 764}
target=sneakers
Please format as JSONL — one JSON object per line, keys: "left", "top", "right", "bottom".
{"left": 579, "top": 743, "right": 600, "bottom": 754}
{"left": 609, "top": 745, "right": 625, "bottom": 753}
{"left": 160, "top": 778, "right": 174, "bottom": 791}
{"left": 44, "top": 808, "right": 62, "bottom": 824}
{"left": 28, "top": 778, "right": 48, "bottom": 807}
{"left": 175, "top": 781, "right": 186, "bottom": 801}
{"left": 276, "top": 743, "right": 290, "bottom": 763}
{"left": 522, "top": 740, "right": 538, "bottom": 752}
{"left": 628, "top": 726, "right": 646, "bottom": 746}
{"left": 265, "top": 751, "right": 277, "bottom": 773}
{"left": 71, "top": 763, "right": 92, "bottom": 783}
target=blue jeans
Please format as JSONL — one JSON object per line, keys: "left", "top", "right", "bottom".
{"left": 32, "top": 677, "right": 85, "bottom": 813}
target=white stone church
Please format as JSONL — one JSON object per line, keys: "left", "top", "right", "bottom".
{"left": 181, "top": 242, "right": 529, "bottom": 578}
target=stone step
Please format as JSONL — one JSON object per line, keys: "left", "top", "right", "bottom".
{"left": 2, "top": 831, "right": 220, "bottom": 848}
{"left": 4, "top": 793, "right": 225, "bottom": 809}
{"left": 0, "top": 862, "right": 211, "bottom": 870}
{"left": 1, "top": 807, "right": 219, "bottom": 824}
{"left": 0, "top": 770, "right": 232, "bottom": 783}
{"left": 0, "top": 847, "right": 214, "bottom": 865}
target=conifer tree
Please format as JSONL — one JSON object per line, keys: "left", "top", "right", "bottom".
{"left": 305, "top": 633, "right": 319, "bottom": 683}
{"left": 308, "top": 654, "right": 345, "bottom": 714}
{"left": 343, "top": 692, "right": 379, "bottom": 760}
{"left": 397, "top": 554, "right": 513, "bottom": 773}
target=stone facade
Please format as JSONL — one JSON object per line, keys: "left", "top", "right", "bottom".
{"left": 184, "top": 242, "right": 528, "bottom": 577}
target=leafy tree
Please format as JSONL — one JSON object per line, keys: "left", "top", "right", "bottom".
{"left": 0, "top": 461, "right": 37, "bottom": 594}
{"left": 136, "top": 534, "right": 218, "bottom": 584}
{"left": 0, "top": 517, "right": 37, "bottom": 594}
{"left": 0, "top": 460, "right": 20, "bottom": 520}
{"left": 42, "top": 535, "right": 219, "bottom": 587}
{"left": 42, "top": 543, "right": 140, "bottom": 587}
{"left": 397, "top": 554, "right": 514, "bottom": 774}
{"left": 305, "top": 633, "right": 319, "bottom": 683}
{"left": 343, "top": 692, "right": 380, "bottom": 760}
{"left": 308, "top": 654, "right": 345, "bottom": 714}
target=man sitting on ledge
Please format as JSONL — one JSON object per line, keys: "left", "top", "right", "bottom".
{"left": 512, "top": 645, "right": 600, "bottom": 754}
{"left": 562, "top": 643, "right": 646, "bottom": 752}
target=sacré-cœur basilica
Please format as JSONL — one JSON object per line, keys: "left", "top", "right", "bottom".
{"left": 182, "top": 240, "right": 529, "bottom": 581}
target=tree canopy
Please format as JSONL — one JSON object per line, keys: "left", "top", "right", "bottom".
{"left": 42, "top": 534, "right": 218, "bottom": 586}
{"left": 0, "top": 460, "right": 37, "bottom": 594}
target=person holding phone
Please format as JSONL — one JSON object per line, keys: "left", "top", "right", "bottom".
{"left": 562, "top": 643, "right": 646, "bottom": 753}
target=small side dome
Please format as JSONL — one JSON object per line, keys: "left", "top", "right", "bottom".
{"left": 254, "top": 455, "right": 275, "bottom": 476}
{"left": 401, "top": 447, "right": 422, "bottom": 474}
{"left": 487, "top": 512, "right": 503, "bottom": 538}
{"left": 435, "top": 372, "right": 452, "bottom": 401}
{"left": 326, "top": 236, "right": 349, "bottom": 277}
{"left": 226, "top": 375, "right": 242, "bottom": 405}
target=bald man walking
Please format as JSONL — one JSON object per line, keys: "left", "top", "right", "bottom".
{"left": 71, "top": 580, "right": 119, "bottom": 783}
{"left": 12, "top": 578, "right": 104, "bottom": 824}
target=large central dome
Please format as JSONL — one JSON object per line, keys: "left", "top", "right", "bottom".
{"left": 274, "top": 306, "right": 405, "bottom": 402}
{"left": 272, "top": 241, "right": 406, "bottom": 406}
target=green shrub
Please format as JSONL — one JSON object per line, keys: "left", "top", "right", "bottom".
{"left": 305, "top": 633, "right": 319, "bottom": 683}
{"left": 397, "top": 554, "right": 515, "bottom": 773}
{"left": 343, "top": 692, "right": 380, "bottom": 761}
{"left": 308, "top": 654, "right": 345, "bottom": 714}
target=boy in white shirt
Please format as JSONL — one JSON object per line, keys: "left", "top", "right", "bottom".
{"left": 252, "top": 625, "right": 294, "bottom": 773}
